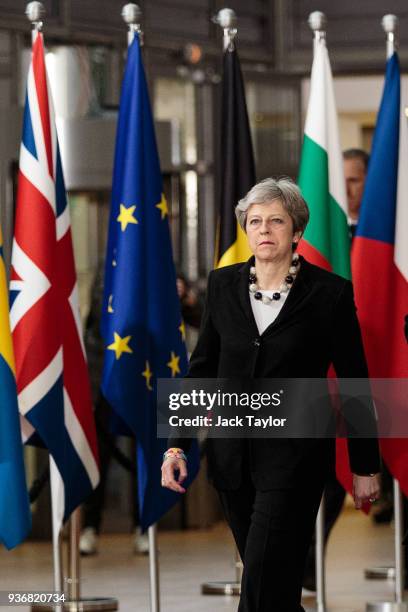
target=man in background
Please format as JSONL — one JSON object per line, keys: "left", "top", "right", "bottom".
{"left": 343, "top": 148, "right": 369, "bottom": 239}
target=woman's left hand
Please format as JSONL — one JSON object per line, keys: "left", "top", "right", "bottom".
{"left": 352, "top": 473, "right": 381, "bottom": 509}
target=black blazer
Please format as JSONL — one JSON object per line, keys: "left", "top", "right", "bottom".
{"left": 170, "top": 256, "right": 380, "bottom": 491}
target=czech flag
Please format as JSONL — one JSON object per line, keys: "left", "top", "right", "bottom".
{"left": 352, "top": 52, "right": 408, "bottom": 492}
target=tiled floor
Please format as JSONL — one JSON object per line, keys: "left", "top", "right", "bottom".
{"left": 0, "top": 506, "right": 402, "bottom": 611}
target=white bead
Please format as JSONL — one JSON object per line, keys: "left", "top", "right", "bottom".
{"left": 250, "top": 266, "right": 256, "bottom": 274}
{"left": 279, "top": 283, "right": 288, "bottom": 293}
{"left": 292, "top": 253, "right": 299, "bottom": 261}
{"left": 261, "top": 295, "right": 271, "bottom": 304}
{"left": 289, "top": 266, "right": 297, "bottom": 275}
{"left": 249, "top": 284, "right": 258, "bottom": 292}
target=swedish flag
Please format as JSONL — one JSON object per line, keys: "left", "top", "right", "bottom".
{"left": 0, "top": 226, "right": 31, "bottom": 549}
{"left": 101, "top": 34, "right": 199, "bottom": 530}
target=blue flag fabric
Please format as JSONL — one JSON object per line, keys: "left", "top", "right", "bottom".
{"left": 0, "top": 228, "right": 31, "bottom": 549}
{"left": 101, "top": 34, "right": 199, "bottom": 530}
{"left": 352, "top": 52, "right": 408, "bottom": 493}
{"left": 355, "top": 53, "right": 400, "bottom": 244}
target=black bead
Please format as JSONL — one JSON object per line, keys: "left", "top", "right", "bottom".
{"left": 285, "top": 275, "right": 294, "bottom": 284}
{"left": 249, "top": 274, "right": 257, "bottom": 283}
{"left": 254, "top": 292, "right": 262, "bottom": 300}
{"left": 292, "top": 259, "right": 299, "bottom": 267}
{"left": 273, "top": 292, "right": 281, "bottom": 300}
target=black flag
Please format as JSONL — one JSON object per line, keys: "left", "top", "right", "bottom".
{"left": 216, "top": 45, "right": 256, "bottom": 268}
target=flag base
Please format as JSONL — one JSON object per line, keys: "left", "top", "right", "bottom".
{"left": 201, "top": 547, "right": 243, "bottom": 595}
{"left": 366, "top": 604, "right": 408, "bottom": 611}
{"left": 201, "top": 581, "right": 240, "bottom": 595}
{"left": 365, "top": 566, "right": 396, "bottom": 580}
{"left": 31, "top": 597, "right": 118, "bottom": 611}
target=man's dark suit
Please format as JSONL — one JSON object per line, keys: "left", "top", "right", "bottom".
{"left": 170, "top": 255, "right": 380, "bottom": 611}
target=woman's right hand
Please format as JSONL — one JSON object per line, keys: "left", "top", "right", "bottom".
{"left": 161, "top": 457, "right": 188, "bottom": 494}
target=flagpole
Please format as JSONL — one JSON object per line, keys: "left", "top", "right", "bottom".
{"left": 364, "top": 9, "right": 399, "bottom": 590}
{"left": 67, "top": 509, "right": 81, "bottom": 602}
{"left": 64, "top": 508, "right": 118, "bottom": 611}
{"left": 25, "top": 4, "right": 116, "bottom": 611}
{"left": 307, "top": 14, "right": 328, "bottom": 612}
{"left": 201, "top": 7, "right": 243, "bottom": 599}
{"left": 46, "top": 457, "right": 119, "bottom": 612}
{"left": 25, "top": 10, "right": 64, "bottom": 606}
{"left": 380, "top": 25, "right": 403, "bottom": 607}
{"left": 120, "top": 7, "right": 160, "bottom": 612}
{"left": 49, "top": 460, "right": 64, "bottom": 610}
{"left": 365, "top": 12, "right": 407, "bottom": 612}
{"left": 148, "top": 525, "right": 160, "bottom": 612}
{"left": 315, "top": 501, "right": 326, "bottom": 612}
{"left": 393, "top": 479, "right": 405, "bottom": 605}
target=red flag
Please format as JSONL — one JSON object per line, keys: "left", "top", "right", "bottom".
{"left": 10, "top": 34, "right": 99, "bottom": 521}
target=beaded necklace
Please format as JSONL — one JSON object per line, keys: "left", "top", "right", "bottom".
{"left": 249, "top": 252, "right": 300, "bottom": 304}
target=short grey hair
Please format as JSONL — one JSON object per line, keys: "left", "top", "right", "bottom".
{"left": 235, "top": 177, "right": 309, "bottom": 235}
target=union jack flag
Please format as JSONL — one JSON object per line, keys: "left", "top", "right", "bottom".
{"left": 10, "top": 33, "right": 99, "bottom": 521}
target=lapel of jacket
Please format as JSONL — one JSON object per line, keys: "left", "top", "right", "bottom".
{"left": 237, "top": 256, "right": 260, "bottom": 336}
{"left": 236, "top": 255, "right": 313, "bottom": 337}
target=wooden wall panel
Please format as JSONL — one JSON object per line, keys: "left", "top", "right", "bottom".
{"left": 145, "top": 3, "right": 211, "bottom": 41}
{"left": 1, "top": 1, "right": 408, "bottom": 71}
{"left": 283, "top": 0, "right": 408, "bottom": 72}
{"left": 70, "top": 0, "right": 124, "bottom": 32}
{"left": 0, "top": 0, "right": 59, "bottom": 27}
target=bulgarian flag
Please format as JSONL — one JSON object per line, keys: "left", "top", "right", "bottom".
{"left": 298, "top": 35, "right": 353, "bottom": 494}
{"left": 298, "top": 35, "right": 350, "bottom": 279}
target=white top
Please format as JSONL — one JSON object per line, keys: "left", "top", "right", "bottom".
{"left": 250, "top": 290, "right": 287, "bottom": 335}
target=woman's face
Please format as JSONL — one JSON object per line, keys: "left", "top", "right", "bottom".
{"left": 246, "top": 199, "right": 300, "bottom": 262}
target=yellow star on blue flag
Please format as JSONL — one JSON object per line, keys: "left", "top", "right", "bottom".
{"left": 179, "top": 320, "right": 186, "bottom": 341}
{"left": 107, "top": 332, "right": 133, "bottom": 360}
{"left": 142, "top": 361, "right": 153, "bottom": 391}
{"left": 156, "top": 194, "right": 168, "bottom": 220}
{"left": 166, "top": 351, "right": 181, "bottom": 377}
{"left": 117, "top": 203, "right": 138, "bottom": 231}
{"left": 101, "top": 33, "right": 199, "bottom": 532}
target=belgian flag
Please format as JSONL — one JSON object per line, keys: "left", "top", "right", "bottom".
{"left": 215, "top": 42, "right": 256, "bottom": 268}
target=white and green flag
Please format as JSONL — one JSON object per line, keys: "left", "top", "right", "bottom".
{"left": 298, "top": 36, "right": 350, "bottom": 280}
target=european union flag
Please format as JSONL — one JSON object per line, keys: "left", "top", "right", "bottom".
{"left": 0, "top": 226, "right": 31, "bottom": 549}
{"left": 101, "top": 34, "right": 199, "bottom": 530}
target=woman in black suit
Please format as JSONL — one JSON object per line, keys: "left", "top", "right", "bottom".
{"left": 161, "top": 177, "right": 380, "bottom": 611}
